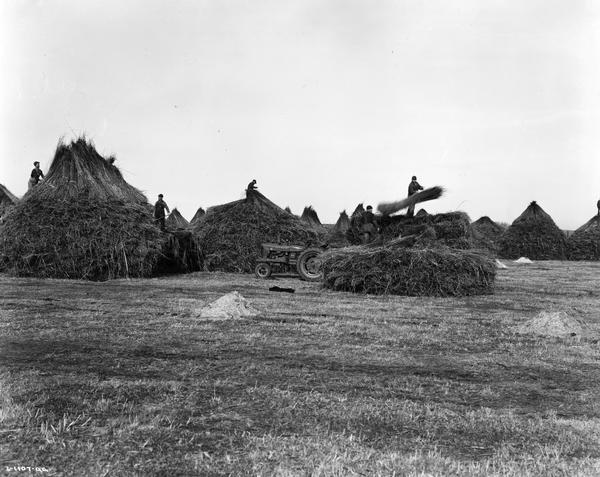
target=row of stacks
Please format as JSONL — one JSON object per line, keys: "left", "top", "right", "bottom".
{"left": 1, "top": 138, "right": 598, "bottom": 287}
{"left": 469, "top": 201, "right": 599, "bottom": 261}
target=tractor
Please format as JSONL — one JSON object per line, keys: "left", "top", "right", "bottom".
{"left": 254, "top": 243, "right": 325, "bottom": 281}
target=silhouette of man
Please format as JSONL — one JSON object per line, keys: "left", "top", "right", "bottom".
{"left": 154, "top": 194, "right": 170, "bottom": 231}
{"left": 407, "top": 175, "right": 423, "bottom": 218}
{"left": 28, "top": 162, "right": 44, "bottom": 190}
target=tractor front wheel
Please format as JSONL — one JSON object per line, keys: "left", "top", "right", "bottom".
{"left": 254, "top": 262, "right": 272, "bottom": 279}
{"left": 296, "top": 248, "right": 324, "bottom": 281}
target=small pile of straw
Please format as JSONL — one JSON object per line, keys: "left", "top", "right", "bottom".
{"left": 321, "top": 245, "right": 496, "bottom": 296}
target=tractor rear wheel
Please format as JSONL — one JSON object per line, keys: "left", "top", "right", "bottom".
{"left": 254, "top": 262, "right": 272, "bottom": 279}
{"left": 296, "top": 248, "right": 324, "bottom": 281}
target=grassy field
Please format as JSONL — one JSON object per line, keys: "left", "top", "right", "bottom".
{"left": 1, "top": 261, "right": 599, "bottom": 476}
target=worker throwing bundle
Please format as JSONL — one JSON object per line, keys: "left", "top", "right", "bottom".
{"left": 407, "top": 176, "right": 424, "bottom": 218}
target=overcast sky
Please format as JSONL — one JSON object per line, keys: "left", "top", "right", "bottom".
{"left": 1, "top": 0, "right": 599, "bottom": 229}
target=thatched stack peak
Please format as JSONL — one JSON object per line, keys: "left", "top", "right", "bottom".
{"left": 0, "top": 183, "right": 18, "bottom": 219}
{"left": 28, "top": 138, "right": 147, "bottom": 204}
{"left": 498, "top": 201, "right": 567, "bottom": 260}
{"left": 190, "top": 207, "right": 206, "bottom": 226}
{"left": 166, "top": 208, "right": 189, "bottom": 230}
{"left": 284, "top": 206, "right": 292, "bottom": 214}
{"left": 334, "top": 210, "right": 350, "bottom": 232}
{"left": 301, "top": 206, "right": 322, "bottom": 226}
{"left": 351, "top": 203, "right": 365, "bottom": 218}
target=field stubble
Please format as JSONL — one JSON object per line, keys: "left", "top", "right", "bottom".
{"left": 0, "top": 262, "right": 599, "bottom": 476}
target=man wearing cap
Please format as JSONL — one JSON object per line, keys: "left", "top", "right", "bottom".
{"left": 28, "top": 162, "right": 44, "bottom": 190}
{"left": 154, "top": 194, "right": 170, "bottom": 231}
{"left": 246, "top": 179, "right": 258, "bottom": 199}
{"left": 359, "top": 205, "right": 379, "bottom": 244}
{"left": 407, "top": 175, "right": 423, "bottom": 218}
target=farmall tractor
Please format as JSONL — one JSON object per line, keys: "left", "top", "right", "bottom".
{"left": 254, "top": 243, "right": 325, "bottom": 281}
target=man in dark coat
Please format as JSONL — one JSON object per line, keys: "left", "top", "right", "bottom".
{"left": 246, "top": 179, "right": 258, "bottom": 199}
{"left": 154, "top": 194, "right": 170, "bottom": 231}
{"left": 407, "top": 175, "right": 423, "bottom": 218}
{"left": 28, "top": 161, "right": 44, "bottom": 190}
{"left": 360, "top": 205, "right": 379, "bottom": 244}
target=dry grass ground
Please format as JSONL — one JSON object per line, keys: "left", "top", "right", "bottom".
{"left": 1, "top": 261, "right": 599, "bottom": 476}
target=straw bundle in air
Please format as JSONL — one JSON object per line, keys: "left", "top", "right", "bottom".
{"left": 567, "top": 215, "right": 600, "bottom": 260}
{"left": 498, "top": 201, "right": 567, "bottom": 260}
{"left": 377, "top": 186, "right": 444, "bottom": 216}
{"left": 193, "top": 191, "right": 324, "bottom": 272}
{"left": 321, "top": 245, "right": 496, "bottom": 296}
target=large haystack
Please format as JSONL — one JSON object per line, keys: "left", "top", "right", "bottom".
{"left": 322, "top": 245, "right": 496, "bottom": 296}
{"left": 0, "top": 138, "right": 201, "bottom": 279}
{"left": 498, "top": 201, "right": 567, "bottom": 260}
{"left": 380, "top": 211, "right": 475, "bottom": 249}
{"left": 300, "top": 206, "right": 322, "bottom": 226}
{"left": 471, "top": 216, "right": 505, "bottom": 254}
{"left": 0, "top": 183, "right": 18, "bottom": 220}
{"left": 567, "top": 215, "right": 600, "bottom": 260}
{"left": 166, "top": 208, "right": 189, "bottom": 230}
{"left": 190, "top": 207, "right": 205, "bottom": 226}
{"left": 193, "top": 191, "right": 324, "bottom": 272}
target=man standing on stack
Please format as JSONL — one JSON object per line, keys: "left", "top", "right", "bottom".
{"left": 246, "top": 179, "right": 258, "bottom": 199}
{"left": 28, "top": 161, "right": 44, "bottom": 190}
{"left": 154, "top": 194, "right": 170, "bottom": 231}
{"left": 407, "top": 175, "right": 423, "bottom": 218}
